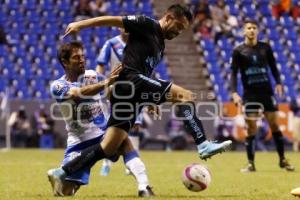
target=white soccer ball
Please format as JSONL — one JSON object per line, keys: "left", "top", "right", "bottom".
{"left": 182, "top": 163, "right": 211, "bottom": 192}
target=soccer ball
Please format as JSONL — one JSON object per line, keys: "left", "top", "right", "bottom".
{"left": 182, "top": 163, "right": 211, "bottom": 192}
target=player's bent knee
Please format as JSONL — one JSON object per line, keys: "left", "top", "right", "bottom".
{"left": 101, "top": 127, "right": 128, "bottom": 156}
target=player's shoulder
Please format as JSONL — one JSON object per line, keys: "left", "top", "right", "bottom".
{"left": 233, "top": 42, "right": 245, "bottom": 52}
{"left": 50, "top": 77, "right": 69, "bottom": 96}
{"left": 50, "top": 76, "right": 67, "bottom": 88}
{"left": 102, "top": 37, "right": 114, "bottom": 48}
{"left": 109, "top": 35, "right": 123, "bottom": 45}
{"left": 108, "top": 35, "right": 119, "bottom": 43}
{"left": 126, "top": 14, "right": 156, "bottom": 23}
{"left": 144, "top": 15, "right": 158, "bottom": 25}
{"left": 258, "top": 41, "right": 271, "bottom": 48}
{"left": 143, "top": 15, "right": 156, "bottom": 22}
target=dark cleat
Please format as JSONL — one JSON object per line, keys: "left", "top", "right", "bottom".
{"left": 280, "top": 159, "right": 295, "bottom": 172}
{"left": 240, "top": 162, "right": 256, "bottom": 173}
{"left": 138, "top": 186, "right": 155, "bottom": 198}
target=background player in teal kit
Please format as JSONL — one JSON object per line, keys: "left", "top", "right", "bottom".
{"left": 230, "top": 19, "right": 294, "bottom": 172}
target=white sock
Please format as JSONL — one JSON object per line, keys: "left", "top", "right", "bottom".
{"left": 125, "top": 157, "right": 149, "bottom": 191}
{"left": 129, "top": 136, "right": 140, "bottom": 152}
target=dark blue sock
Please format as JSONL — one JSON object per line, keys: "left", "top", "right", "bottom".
{"left": 123, "top": 150, "right": 139, "bottom": 163}
{"left": 177, "top": 101, "right": 206, "bottom": 145}
{"left": 273, "top": 131, "right": 285, "bottom": 160}
{"left": 128, "top": 131, "right": 141, "bottom": 137}
{"left": 62, "top": 144, "right": 106, "bottom": 175}
{"left": 245, "top": 136, "right": 255, "bottom": 162}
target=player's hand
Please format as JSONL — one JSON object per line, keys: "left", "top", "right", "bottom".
{"left": 63, "top": 22, "right": 82, "bottom": 37}
{"left": 232, "top": 92, "right": 242, "bottom": 106}
{"left": 106, "top": 64, "right": 123, "bottom": 86}
{"left": 147, "top": 105, "right": 160, "bottom": 118}
{"left": 275, "top": 84, "right": 284, "bottom": 98}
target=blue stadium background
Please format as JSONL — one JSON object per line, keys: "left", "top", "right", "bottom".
{"left": 0, "top": 0, "right": 299, "bottom": 149}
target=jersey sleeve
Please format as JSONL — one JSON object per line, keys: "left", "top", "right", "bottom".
{"left": 230, "top": 49, "right": 240, "bottom": 93}
{"left": 50, "top": 80, "right": 72, "bottom": 101}
{"left": 122, "top": 15, "right": 155, "bottom": 35}
{"left": 97, "top": 40, "right": 111, "bottom": 65}
{"left": 266, "top": 44, "right": 281, "bottom": 84}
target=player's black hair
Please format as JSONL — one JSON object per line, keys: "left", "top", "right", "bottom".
{"left": 243, "top": 18, "right": 258, "bottom": 26}
{"left": 57, "top": 41, "right": 83, "bottom": 69}
{"left": 166, "top": 4, "right": 193, "bottom": 23}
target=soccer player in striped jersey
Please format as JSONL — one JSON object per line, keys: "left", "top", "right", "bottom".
{"left": 47, "top": 41, "right": 154, "bottom": 197}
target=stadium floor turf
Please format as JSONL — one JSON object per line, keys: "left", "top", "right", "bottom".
{"left": 0, "top": 149, "right": 299, "bottom": 200}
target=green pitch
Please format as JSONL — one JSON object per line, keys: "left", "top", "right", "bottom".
{"left": 0, "top": 149, "right": 299, "bottom": 200}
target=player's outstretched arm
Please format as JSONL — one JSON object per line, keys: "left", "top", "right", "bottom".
{"left": 64, "top": 16, "right": 124, "bottom": 37}
{"left": 69, "top": 65, "right": 123, "bottom": 98}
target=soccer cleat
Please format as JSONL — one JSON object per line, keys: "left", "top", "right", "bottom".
{"left": 240, "top": 162, "right": 256, "bottom": 173}
{"left": 100, "top": 164, "right": 111, "bottom": 176}
{"left": 138, "top": 185, "right": 155, "bottom": 198}
{"left": 291, "top": 187, "right": 300, "bottom": 197}
{"left": 279, "top": 159, "right": 295, "bottom": 172}
{"left": 198, "top": 140, "right": 232, "bottom": 160}
{"left": 47, "top": 168, "right": 66, "bottom": 196}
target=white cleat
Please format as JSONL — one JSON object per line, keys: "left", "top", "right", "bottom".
{"left": 198, "top": 140, "right": 232, "bottom": 160}
{"left": 47, "top": 168, "right": 66, "bottom": 196}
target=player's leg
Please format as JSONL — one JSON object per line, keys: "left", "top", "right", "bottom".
{"left": 126, "top": 122, "right": 142, "bottom": 175}
{"left": 118, "top": 137, "right": 154, "bottom": 197}
{"left": 59, "top": 129, "right": 124, "bottom": 177}
{"left": 166, "top": 84, "right": 232, "bottom": 159}
{"left": 48, "top": 171, "right": 80, "bottom": 196}
{"left": 48, "top": 127, "right": 129, "bottom": 196}
{"left": 292, "top": 117, "right": 300, "bottom": 152}
{"left": 100, "top": 104, "right": 142, "bottom": 176}
{"left": 98, "top": 127, "right": 131, "bottom": 176}
{"left": 241, "top": 113, "right": 259, "bottom": 172}
{"left": 264, "top": 111, "right": 294, "bottom": 171}
{"left": 264, "top": 112, "right": 283, "bottom": 157}
{"left": 129, "top": 122, "right": 143, "bottom": 153}
{"left": 48, "top": 137, "right": 103, "bottom": 196}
